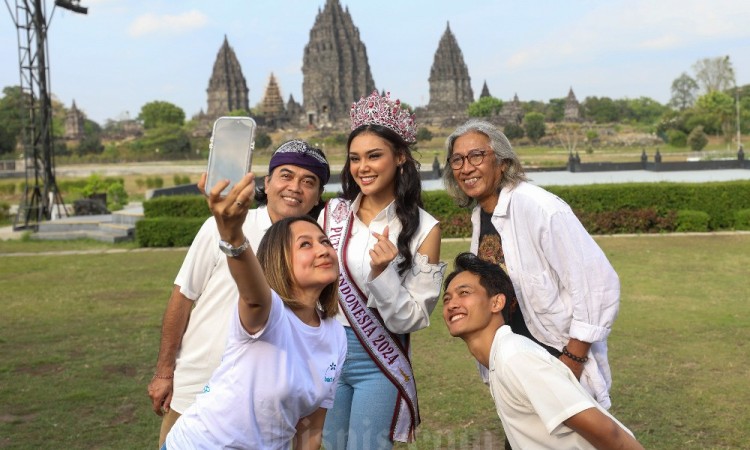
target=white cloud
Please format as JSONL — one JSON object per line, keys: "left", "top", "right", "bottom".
{"left": 128, "top": 10, "right": 208, "bottom": 37}
{"left": 504, "top": 0, "right": 750, "bottom": 70}
{"left": 638, "top": 34, "right": 682, "bottom": 50}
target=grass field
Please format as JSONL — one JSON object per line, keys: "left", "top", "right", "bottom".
{"left": 1, "top": 234, "right": 749, "bottom": 449}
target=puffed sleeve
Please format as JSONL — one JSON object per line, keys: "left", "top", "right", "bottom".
{"left": 366, "top": 252, "right": 447, "bottom": 334}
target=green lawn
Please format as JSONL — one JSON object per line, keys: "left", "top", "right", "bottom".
{"left": 1, "top": 234, "right": 749, "bottom": 449}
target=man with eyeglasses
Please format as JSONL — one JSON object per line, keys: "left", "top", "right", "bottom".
{"left": 443, "top": 119, "right": 621, "bottom": 417}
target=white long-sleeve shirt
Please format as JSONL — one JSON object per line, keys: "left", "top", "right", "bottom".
{"left": 471, "top": 181, "right": 620, "bottom": 408}
{"left": 320, "top": 194, "right": 447, "bottom": 334}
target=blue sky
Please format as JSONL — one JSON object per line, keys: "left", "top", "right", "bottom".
{"left": 2, "top": 0, "right": 749, "bottom": 125}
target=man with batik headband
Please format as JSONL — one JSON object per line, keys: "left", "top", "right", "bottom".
{"left": 148, "top": 139, "right": 330, "bottom": 448}
{"left": 320, "top": 91, "right": 447, "bottom": 449}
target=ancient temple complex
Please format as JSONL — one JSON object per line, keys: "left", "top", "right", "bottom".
{"left": 564, "top": 87, "right": 581, "bottom": 121}
{"left": 301, "top": 0, "right": 376, "bottom": 128}
{"left": 260, "top": 73, "right": 285, "bottom": 117}
{"left": 193, "top": 3, "right": 581, "bottom": 134}
{"left": 206, "top": 36, "right": 249, "bottom": 117}
{"left": 427, "top": 22, "right": 474, "bottom": 122}
{"left": 480, "top": 81, "right": 491, "bottom": 99}
{"left": 499, "top": 93, "right": 524, "bottom": 126}
{"left": 64, "top": 100, "right": 85, "bottom": 140}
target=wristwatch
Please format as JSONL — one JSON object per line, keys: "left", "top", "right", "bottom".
{"left": 219, "top": 237, "right": 251, "bottom": 258}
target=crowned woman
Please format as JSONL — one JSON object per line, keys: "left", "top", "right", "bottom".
{"left": 320, "top": 91, "right": 446, "bottom": 449}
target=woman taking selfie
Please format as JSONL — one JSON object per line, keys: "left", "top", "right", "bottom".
{"left": 163, "top": 173, "right": 347, "bottom": 450}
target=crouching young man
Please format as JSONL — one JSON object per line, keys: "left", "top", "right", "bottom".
{"left": 442, "top": 252, "right": 644, "bottom": 449}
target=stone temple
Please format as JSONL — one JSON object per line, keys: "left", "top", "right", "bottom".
{"left": 301, "top": 0, "right": 376, "bottom": 128}
{"left": 64, "top": 100, "right": 85, "bottom": 140}
{"left": 206, "top": 36, "right": 250, "bottom": 117}
{"left": 194, "top": 2, "right": 581, "bottom": 134}
{"left": 564, "top": 87, "right": 582, "bottom": 122}
{"left": 426, "top": 22, "right": 474, "bottom": 124}
{"left": 260, "top": 73, "right": 284, "bottom": 117}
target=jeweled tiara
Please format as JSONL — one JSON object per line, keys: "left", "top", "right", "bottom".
{"left": 350, "top": 90, "right": 417, "bottom": 144}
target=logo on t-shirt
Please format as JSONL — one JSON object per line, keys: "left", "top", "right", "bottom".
{"left": 324, "top": 362, "right": 337, "bottom": 383}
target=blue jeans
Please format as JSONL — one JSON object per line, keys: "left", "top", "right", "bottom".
{"left": 323, "top": 327, "right": 400, "bottom": 450}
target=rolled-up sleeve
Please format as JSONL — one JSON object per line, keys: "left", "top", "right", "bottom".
{"left": 543, "top": 209, "right": 620, "bottom": 343}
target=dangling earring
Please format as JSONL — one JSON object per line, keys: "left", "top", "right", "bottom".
{"left": 399, "top": 165, "right": 404, "bottom": 176}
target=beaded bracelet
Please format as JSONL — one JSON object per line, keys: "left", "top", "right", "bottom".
{"left": 562, "top": 346, "right": 589, "bottom": 364}
{"left": 152, "top": 373, "right": 174, "bottom": 380}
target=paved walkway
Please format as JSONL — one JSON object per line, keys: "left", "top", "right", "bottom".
{"left": 0, "top": 225, "right": 24, "bottom": 241}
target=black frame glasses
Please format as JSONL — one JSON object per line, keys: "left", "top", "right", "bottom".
{"left": 448, "top": 150, "right": 487, "bottom": 170}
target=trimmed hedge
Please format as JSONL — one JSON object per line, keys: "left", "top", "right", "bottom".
{"left": 136, "top": 180, "right": 750, "bottom": 246}
{"left": 136, "top": 195, "right": 210, "bottom": 247}
{"left": 143, "top": 195, "right": 210, "bottom": 219}
{"left": 136, "top": 217, "right": 206, "bottom": 247}
{"left": 734, "top": 209, "right": 750, "bottom": 231}
{"left": 546, "top": 181, "right": 750, "bottom": 231}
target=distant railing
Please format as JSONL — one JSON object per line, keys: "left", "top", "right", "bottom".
{"left": 0, "top": 160, "right": 17, "bottom": 171}
{"left": 566, "top": 147, "right": 747, "bottom": 173}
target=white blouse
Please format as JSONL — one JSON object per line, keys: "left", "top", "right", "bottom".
{"left": 323, "top": 194, "right": 447, "bottom": 334}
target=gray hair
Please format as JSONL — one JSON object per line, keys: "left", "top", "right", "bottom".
{"left": 443, "top": 119, "right": 527, "bottom": 208}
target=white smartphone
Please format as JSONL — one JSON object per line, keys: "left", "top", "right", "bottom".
{"left": 205, "top": 116, "right": 257, "bottom": 197}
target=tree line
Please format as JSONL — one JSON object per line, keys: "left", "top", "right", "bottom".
{"left": 0, "top": 56, "right": 746, "bottom": 160}
{"left": 465, "top": 56, "right": 748, "bottom": 150}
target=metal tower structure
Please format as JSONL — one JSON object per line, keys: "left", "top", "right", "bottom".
{"left": 5, "top": 0, "right": 87, "bottom": 230}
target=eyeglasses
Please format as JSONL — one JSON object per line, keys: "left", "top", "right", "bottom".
{"left": 448, "top": 150, "right": 487, "bottom": 170}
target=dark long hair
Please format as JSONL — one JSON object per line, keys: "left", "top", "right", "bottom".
{"left": 340, "top": 124, "right": 422, "bottom": 276}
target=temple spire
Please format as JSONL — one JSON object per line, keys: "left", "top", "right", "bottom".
{"left": 206, "top": 36, "right": 249, "bottom": 117}
{"left": 427, "top": 22, "right": 474, "bottom": 116}
{"left": 302, "top": 0, "right": 375, "bottom": 127}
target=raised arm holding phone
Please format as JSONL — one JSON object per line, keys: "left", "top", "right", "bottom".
{"left": 162, "top": 173, "right": 346, "bottom": 450}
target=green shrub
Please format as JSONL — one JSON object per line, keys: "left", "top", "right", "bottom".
{"left": 106, "top": 182, "right": 129, "bottom": 211}
{"left": 503, "top": 123, "right": 524, "bottom": 140}
{"left": 172, "top": 174, "right": 191, "bottom": 186}
{"left": 439, "top": 211, "right": 472, "bottom": 238}
{"left": 57, "top": 178, "right": 88, "bottom": 194}
{"left": 136, "top": 217, "right": 205, "bottom": 247}
{"left": 0, "top": 182, "right": 16, "bottom": 196}
{"left": 255, "top": 131, "right": 273, "bottom": 150}
{"left": 547, "top": 181, "right": 750, "bottom": 230}
{"left": 676, "top": 210, "right": 710, "bottom": 232}
{"left": 666, "top": 129, "right": 687, "bottom": 148}
{"left": 146, "top": 176, "right": 164, "bottom": 189}
{"left": 416, "top": 127, "right": 434, "bottom": 142}
{"left": 575, "top": 208, "right": 677, "bottom": 234}
{"left": 734, "top": 209, "right": 750, "bottom": 230}
{"left": 0, "top": 201, "right": 10, "bottom": 222}
{"left": 687, "top": 126, "right": 708, "bottom": 151}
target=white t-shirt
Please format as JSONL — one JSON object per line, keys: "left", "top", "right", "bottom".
{"left": 170, "top": 206, "right": 272, "bottom": 413}
{"left": 489, "top": 325, "right": 633, "bottom": 449}
{"left": 166, "top": 290, "right": 347, "bottom": 449}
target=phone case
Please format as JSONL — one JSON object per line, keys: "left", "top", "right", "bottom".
{"left": 205, "top": 116, "right": 256, "bottom": 196}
